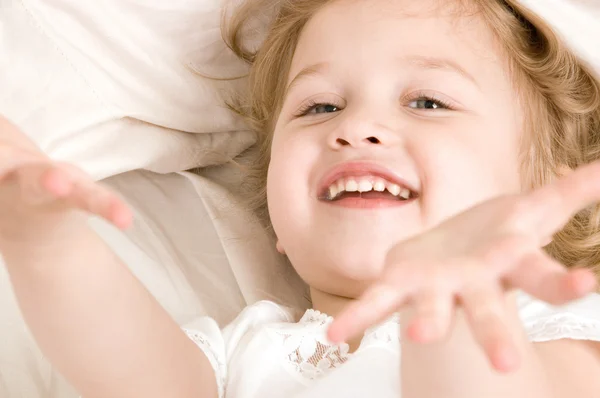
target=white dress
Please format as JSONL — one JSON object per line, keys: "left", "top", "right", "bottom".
{"left": 183, "top": 292, "right": 600, "bottom": 398}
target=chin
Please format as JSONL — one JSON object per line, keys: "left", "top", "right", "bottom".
{"left": 325, "top": 260, "right": 385, "bottom": 295}
{"left": 290, "top": 253, "right": 384, "bottom": 297}
{"left": 311, "top": 275, "right": 374, "bottom": 299}
{"left": 334, "top": 260, "right": 384, "bottom": 283}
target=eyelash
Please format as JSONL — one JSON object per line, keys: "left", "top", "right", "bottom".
{"left": 294, "top": 94, "right": 454, "bottom": 118}
{"left": 294, "top": 100, "right": 342, "bottom": 117}
{"left": 408, "top": 92, "right": 455, "bottom": 111}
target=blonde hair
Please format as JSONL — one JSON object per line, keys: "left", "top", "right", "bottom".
{"left": 224, "top": 0, "right": 600, "bottom": 277}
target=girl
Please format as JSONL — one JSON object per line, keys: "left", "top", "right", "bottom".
{"left": 1, "top": 0, "right": 600, "bottom": 397}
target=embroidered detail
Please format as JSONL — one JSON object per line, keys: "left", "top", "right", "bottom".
{"left": 301, "top": 309, "right": 334, "bottom": 325}
{"left": 183, "top": 328, "right": 227, "bottom": 398}
{"left": 362, "top": 313, "right": 401, "bottom": 349}
{"left": 525, "top": 313, "right": 600, "bottom": 342}
{"left": 283, "top": 333, "right": 350, "bottom": 380}
{"left": 269, "top": 309, "right": 400, "bottom": 383}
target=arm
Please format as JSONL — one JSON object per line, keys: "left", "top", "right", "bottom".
{"left": 400, "top": 296, "right": 600, "bottom": 398}
{"left": 3, "top": 212, "right": 218, "bottom": 398}
{"left": 3, "top": 215, "right": 217, "bottom": 398}
{"left": 0, "top": 116, "right": 219, "bottom": 398}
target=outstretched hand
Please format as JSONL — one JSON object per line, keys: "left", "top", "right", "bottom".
{"left": 328, "top": 160, "right": 600, "bottom": 372}
{"left": 0, "top": 117, "right": 131, "bottom": 245}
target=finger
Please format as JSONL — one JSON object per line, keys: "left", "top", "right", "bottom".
{"left": 406, "top": 289, "right": 455, "bottom": 343}
{"left": 328, "top": 284, "right": 408, "bottom": 344}
{"left": 106, "top": 197, "right": 134, "bottom": 230}
{"left": 507, "top": 252, "right": 597, "bottom": 305}
{"left": 477, "top": 234, "right": 536, "bottom": 275}
{"left": 0, "top": 146, "right": 44, "bottom": 181}
{"left": 64, "top": 180, "right": 133, "bottom": 229}
{"left": 523, "top": 160, "right": 600, "bottom": 235}
{"left": 7, "top": 162, "right": 133, "bottom": 229}
{"left": 460, "top": 283, "right": 520, "bottom": 373}
{"left": 40, "top": 164, "right": 132, "bottom": 229}
{"left": 40, "top": 166, "right": 75, "bottom": 197}
{"left": 17, "top": 164, "right": 74, "bottom": 205}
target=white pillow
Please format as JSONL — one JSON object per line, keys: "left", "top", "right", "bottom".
{"left": 0, "top": 0, "right": 256, "bottom": 180}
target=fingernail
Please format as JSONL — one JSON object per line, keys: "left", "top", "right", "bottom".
{"left": 110, "top": 203, "right": 133, "bottom": 230}
{"left": 326, "top": 325, "right": 344, "bottom": 345}
{"left": 408, "top": 321, "right": 437, "bottom": 343}
{"left": 492, "top": 345, "right": 520, "bottom": 373}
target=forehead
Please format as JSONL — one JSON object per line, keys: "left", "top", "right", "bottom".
{"left": 288, "top": 0, "right": 506, "bottom": 84}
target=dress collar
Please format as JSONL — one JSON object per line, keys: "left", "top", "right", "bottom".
{"left": 295, "top": 308, "right": 401, "bottom": 352}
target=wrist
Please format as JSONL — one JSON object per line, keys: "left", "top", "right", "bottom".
{"left": 1, "top": 209, "right": 88, "bottom": 254}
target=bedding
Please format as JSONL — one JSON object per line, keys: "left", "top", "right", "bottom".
{"left": 0, "top": 0, "right": 598, "bottom": 397}
{"left": 0, "top": 0, "right": 257, "bottom": 180}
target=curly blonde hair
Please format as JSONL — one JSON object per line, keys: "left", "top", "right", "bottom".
{"left": 223, "top": 0, "right": 600, "bottom": 277}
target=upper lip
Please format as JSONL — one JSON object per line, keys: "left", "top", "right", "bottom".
{"left": 317, "top": 161, "right": 419, "bottom": 198}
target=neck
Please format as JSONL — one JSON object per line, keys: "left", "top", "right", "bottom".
{"left": 309, "top": 287, "right": 353, "bottom": 317}
{"left": 309, "top": 287, "right": 362, "bottom": 352}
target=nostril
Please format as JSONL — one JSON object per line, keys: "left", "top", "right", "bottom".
{"left": 336, "top": 138, "right": 350, "bottom": 146}
{"left": 367, "top": 137, "right": 380, "bottom": 144}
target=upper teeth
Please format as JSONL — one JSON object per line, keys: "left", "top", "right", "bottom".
{"left": 327, "top": 176, "right": 411, "bottom": 200}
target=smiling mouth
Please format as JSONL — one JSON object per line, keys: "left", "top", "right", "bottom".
{"left": 319, "top": 176, "right": 416, "bottom": 202}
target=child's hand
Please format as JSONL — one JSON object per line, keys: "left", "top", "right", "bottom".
{"left": 328, "top": 160, "right": 600, "bottom": 372}
{"left": 0, "top": 118, "right": 132, "bottom": 245}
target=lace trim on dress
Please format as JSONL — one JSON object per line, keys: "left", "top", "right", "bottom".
{"left": 269, "top": 309, "right": 400, "bottom": 383}
{"left": 524, "top": 313, "right": 600, "bottom": 342}
{"left": 183, "top": 328, "right": 227, "bottom": 398}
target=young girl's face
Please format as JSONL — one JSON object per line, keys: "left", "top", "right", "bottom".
{"left": 267, "top": 0, "right": 525, "bottom": 297}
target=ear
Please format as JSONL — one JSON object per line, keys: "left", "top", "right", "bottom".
{"left": 557, "top": 165, "right": 573, "bottom": 178}
{"left": 276, "top": 240, "right": 286, "bottom": 254}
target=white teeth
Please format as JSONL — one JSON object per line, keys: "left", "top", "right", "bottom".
{"left": 387, "top": 183, "right": 401, "bottom": 196}
{"left": 329, "top": 185, "right": 339, "bottom": 200}
{"left": 358, "top": 180, "right": 373, "bottom": 193}
{"left": 325, "top": 176, "right": 414, "bottom": 200}
{"left": 373, "top": 180, "right": 386, "bottom": 192}
{"left": 345, "top": 179, "right": 358, "bottom": 192}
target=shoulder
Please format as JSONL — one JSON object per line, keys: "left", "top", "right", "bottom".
{"left": 518, "top": 292, "right": 600, "bottom": 397}
{"left": 233, "top": 300, "right": 300, "bottom": 324}
{"left": 184, "top": 300, "right": 298, "bottom": 340}
{"left": 181, "top": 301, "right": 300, "bottom": 397}
{"left": 221, "top": 301, "right": 300, "bottom": 343}
{"left": 517, "top": 291, "right": 600, "bottom": 343}
{"left": 183, "top": 301, "right": 300, "bottom": 354}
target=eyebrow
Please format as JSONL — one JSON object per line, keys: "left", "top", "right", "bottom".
{"left": 399, "top": 55, "right": 479, "bottom": 87}
{"left": 285, "top": 55, "right": 479, "bottom": 97}
{"left": 285, "top": 62, "right": 329, "bottom": 98}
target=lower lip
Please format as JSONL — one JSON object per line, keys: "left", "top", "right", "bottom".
{"left": 322, "top": 197, "right": 415, "bottom": 209}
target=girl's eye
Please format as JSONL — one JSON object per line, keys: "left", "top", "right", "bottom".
{"left": 407, "top": 96, "right": 453, "bottom": 111}
{"left": 295, "top": 102, "right": 341, "bottom": 117}
{"left": 312, "top": 104, "right": 339, "bottom": 114}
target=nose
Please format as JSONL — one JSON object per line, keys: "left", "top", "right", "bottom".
{"left": 327, "top": 119, "right": 396, "bottom": 150}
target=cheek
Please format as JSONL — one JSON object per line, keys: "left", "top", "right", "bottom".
{"left": 267, "top": 135, "right": 319, "bottom": 238}
{"left": 415, "top": 128, "right": 522, "bottom": 223}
